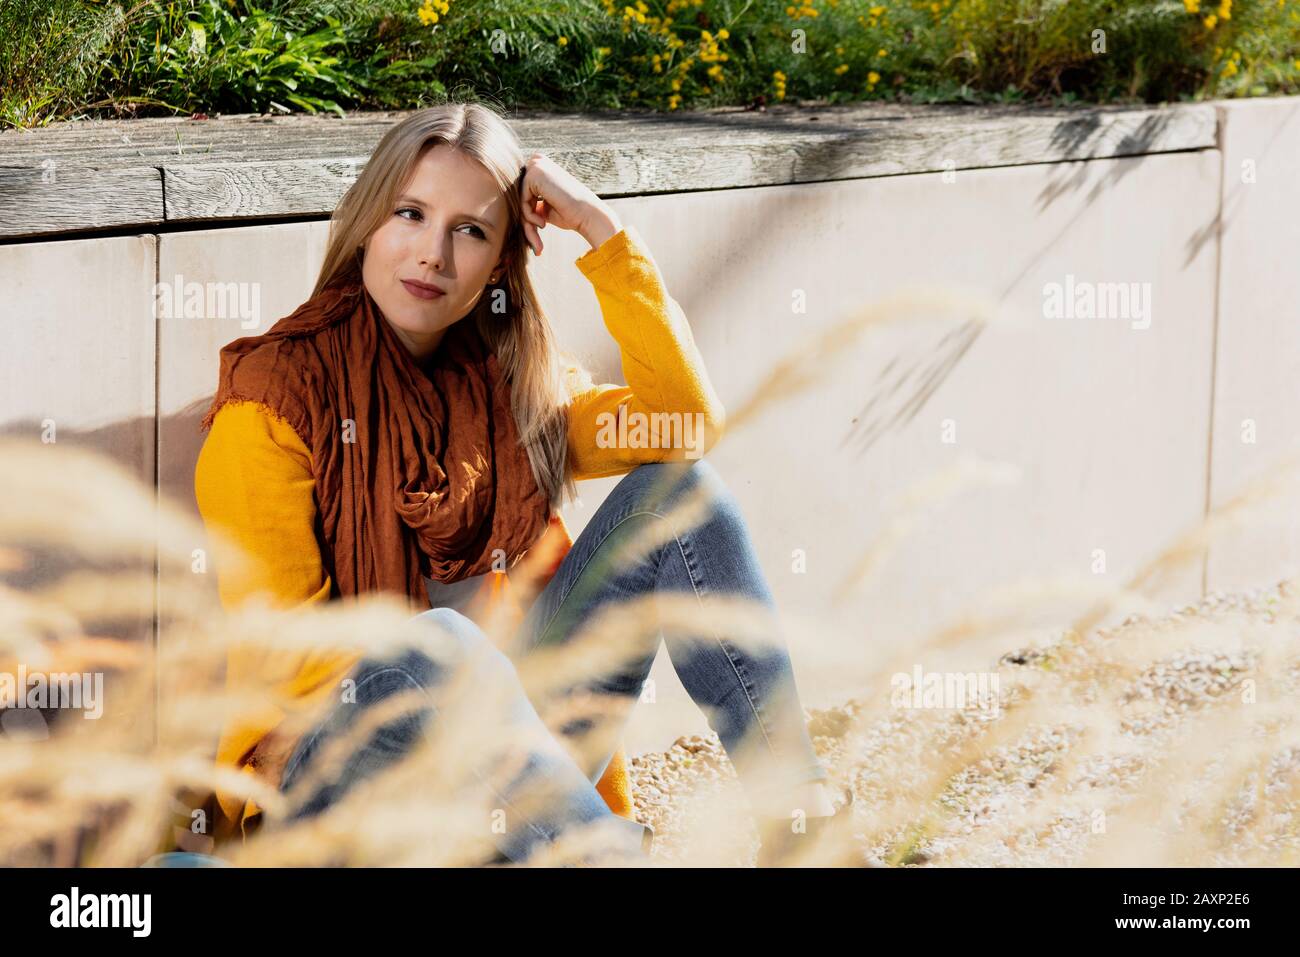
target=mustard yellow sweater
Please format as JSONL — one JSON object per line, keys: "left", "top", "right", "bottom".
{"left": 194, "top": 224, "right": 725, "bottom": 838}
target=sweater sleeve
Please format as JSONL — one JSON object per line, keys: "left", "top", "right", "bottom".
{"left": 195, "top": 400, "right": 333, "bottom": 612}
{"left": 194, "top": 399, "right": 349, "bottom": 833}
{"left": 564, "top": 224, "right": 726, "bottom": 481}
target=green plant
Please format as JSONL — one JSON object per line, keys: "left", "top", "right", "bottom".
{"left": 0, "top": 0, "right": 129, "bottom": 128}
{"left": 3, "top": 0, "right": 1298, "bottom": 128}
{"left": 90, "top": 0, "right": 371, "bottom": 116}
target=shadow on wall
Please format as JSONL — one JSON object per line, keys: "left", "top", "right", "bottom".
{"left": 0, "top": 394, "right": 214, "bottom": 508}
{"left": 0, "top": 395, "right": 220, "bottom": 615}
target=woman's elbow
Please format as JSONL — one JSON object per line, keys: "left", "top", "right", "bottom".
{"left": 696, "top": 398, "right": 726, "bottom": 456}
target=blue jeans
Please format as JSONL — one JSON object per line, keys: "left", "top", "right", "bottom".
{"left": 277, "top": 459, "right": 828, "bottom": 864}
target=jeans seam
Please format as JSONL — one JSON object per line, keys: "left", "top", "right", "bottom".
{"left": 666, "top": 515, "right": 781, "bottom": 759}
{"left": 532, "top": 506, "right": 677, "bottom": 645}
{"left": 534, "top": 499, "right": 782, "bottom": 761}
{"left": 281, "top": 665, "right": 423, "bottom": 789}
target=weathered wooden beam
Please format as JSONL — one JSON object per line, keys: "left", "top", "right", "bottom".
{"left": 0, "top": 102, "right": 1218, "bottom": 240}
{"left": 0, "top": 166, "right": 163, "bottom": 237}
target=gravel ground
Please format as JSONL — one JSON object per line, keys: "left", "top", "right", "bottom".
{"left": 628, "top": 580, "right": 1300, "bottom": 866}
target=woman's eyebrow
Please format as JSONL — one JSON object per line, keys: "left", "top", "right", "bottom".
{"left": 395, "top": 194, "right": 498, "bottom": 231}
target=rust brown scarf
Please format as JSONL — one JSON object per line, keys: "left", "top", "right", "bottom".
{"left": 199, "top": 277, "right": 552, "bottom": 613}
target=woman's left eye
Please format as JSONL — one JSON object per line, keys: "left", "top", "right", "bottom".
{"left": 396, "top": 207, "right": 485, "bottom": 239}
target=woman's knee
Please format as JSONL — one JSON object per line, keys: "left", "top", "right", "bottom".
{"left": 623, "top": 458, "right": 747, "bottom": 536}
{"left": 345, "top": 608, "right": 495, "bottom": 698}
{"left": 618, "top": 457, "right": 731, "bottom": 510}
{"left": 410, "top": 606, "right": 517, "bottom": 682}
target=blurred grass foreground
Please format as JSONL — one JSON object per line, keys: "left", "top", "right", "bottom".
{"left": 2, "top": 295, "right": 1300, "bottom": 867}
{"left": 3, "top": 0, "right": 1300, "bottom": 129}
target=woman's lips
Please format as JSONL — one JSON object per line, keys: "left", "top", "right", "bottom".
{"left": 401, "top": 279, "right": 445, "bottom": 300}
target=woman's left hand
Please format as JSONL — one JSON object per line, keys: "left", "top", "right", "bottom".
{"left": 518, "top": 152, "right": 621, "bottom": 257}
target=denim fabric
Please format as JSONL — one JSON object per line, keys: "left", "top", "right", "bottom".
{"left": 141, "top": 852, "right": 230, "bottom": 867}
{"left": 518, "top": 459, "right": 829, "bottom": 803}
{"left": 277, "top": 459, "right": 827, "bottom": 864}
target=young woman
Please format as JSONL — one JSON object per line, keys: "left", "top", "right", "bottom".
{"left": 194, "top": 102, "right": 846, "bottom": 866}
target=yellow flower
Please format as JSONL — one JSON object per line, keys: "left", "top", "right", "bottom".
{"left": 868, "top": 70, "right": 880, "bottom": 83}
{"left": 1183, "top": 0, "right": 1199, "bottom": 12}
{"left": 1203, "top": 13, "right": 1217, "bottom": 27}
{"left": 558, "top": 35, "right": 568, "bottom": 45}
{"left": 834, "top": 63, "right": 849, "bottom": 75}
{"left": 717, "top": 28, "right": 729, "bottom": 39}
{"left": 869, "top": 4, "right": 885, "bottom": 14}
{"left": 877, "top": 48, "right": 888, "bottom": 57}
{"left": 417, "top": 0, "right": 450, "bottom": 24}
{"left": 773, "top": 70, "right": 787, "bottom": 80}
{"left": 1217, "top": 0, "right": 1232, "bottom": 18}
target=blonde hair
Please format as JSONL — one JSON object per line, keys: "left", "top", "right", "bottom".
{"left": 312, "top": 101, "right": 583, "bottom": 508}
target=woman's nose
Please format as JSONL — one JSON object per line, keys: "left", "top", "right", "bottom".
{"left": 418, "top": 231, "right": 449, "bottom": 272}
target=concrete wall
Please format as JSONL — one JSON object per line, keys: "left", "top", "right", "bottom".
{"left": 2, "top": 99, "right": 1295, "bottom": 755}
{"left": 0, "top": 234, "right": 156, "bottom": 478}
{"left": 0, "top": 235, "right": 157, "bottom": 661}
{"left": 600, "top": 149, "right": 1223, "bottom": 748}
{"left": 1205, "top": 96, "right": 1300, "bottom": 594}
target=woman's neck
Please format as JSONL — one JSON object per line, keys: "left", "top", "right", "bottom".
{"left": 387, "top": 321, "right": 447, "bottom": 367}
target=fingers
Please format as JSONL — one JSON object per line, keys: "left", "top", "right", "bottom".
{"left": 519, "top": 182, "right": 548, "bottom": 256}
{"left": 519, "top": 155, "right": 554, "bottom": 256}
{"left": 523, "top": 220, "right": 543, "bottom": 257}
{"left": 521, "top": 195, "right": 548, "bottom": 228}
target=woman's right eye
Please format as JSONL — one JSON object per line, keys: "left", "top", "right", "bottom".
{"left": 396, "top": 206, "right": 422, "bottom": 221}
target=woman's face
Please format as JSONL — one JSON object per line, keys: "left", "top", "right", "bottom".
{"left": 361, "top": 143, "right": 511, "bottom": 363}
